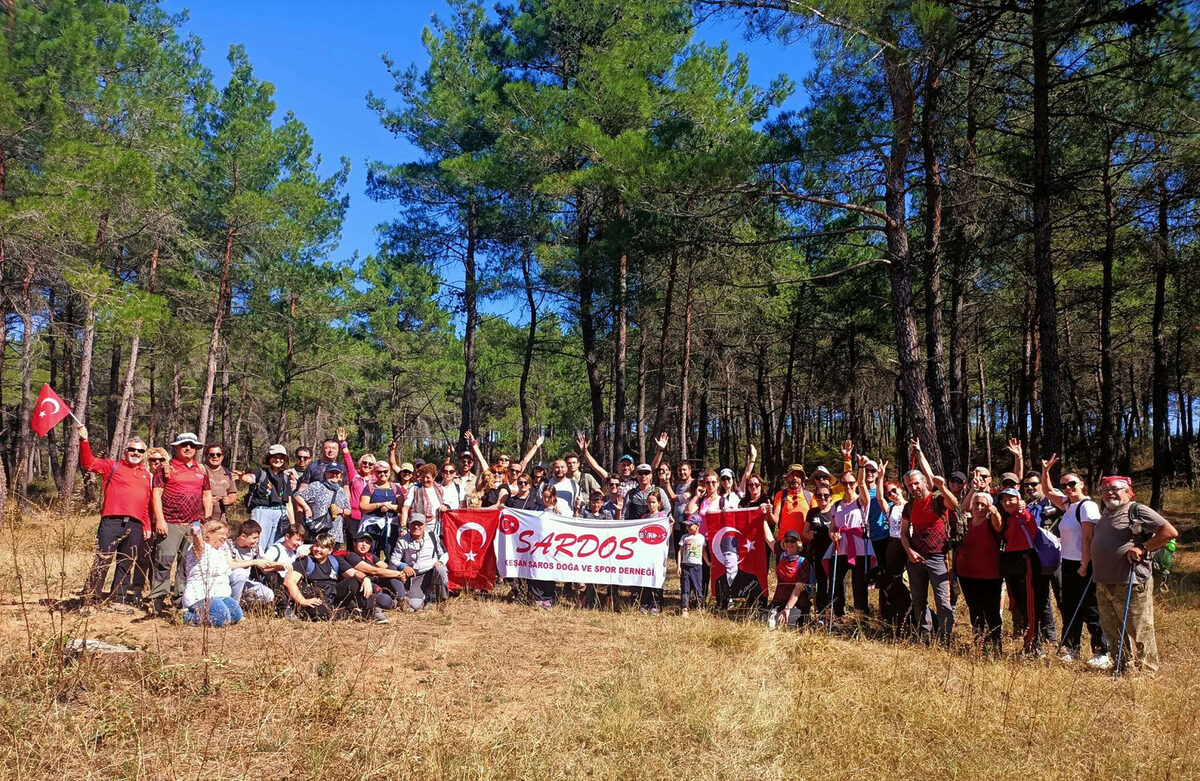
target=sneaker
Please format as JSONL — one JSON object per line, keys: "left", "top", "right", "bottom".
{"left": 1059, "top": 651, "right": 1075, "bottom": 664}
{"left": 109, "top": 602, "right": 136, "bottom": 615}
{"left": 149, "top": 598, "right": 167, "bottom": 617}
{"left": 639, "top": 607, "right": 650, "bottom": 615}
{"left": 681, "top": 609, "right": 689, "bottom": 618}
{"left": 650, "top": 608, "right": 661, "bottom": 616}
{"left": 283, "top": 608, "right": 300, "bottom": 622}
{"left": 535, "top": 600, "right": 552, "bottom": 610}
{"left": 372, "top": 607, "right": 389, "bottom": 624}
{"left": 1086, "top": 653, "right": 1112, "bottom": 670}
{"left": 767, "top": 608, "right": 778, "bottom": 630}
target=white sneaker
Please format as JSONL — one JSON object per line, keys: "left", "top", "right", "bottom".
{"left": 767, "top": 608, "right": 778, "bottom": 630}
{"left": 1059, "top": 651, "right": 1075, "bottom": 664}
{"left": 681, "top": 609, "right": 689, "bottom": 618}
{"left": 1086, "top": 653, "right": 1112, "bottom": 670}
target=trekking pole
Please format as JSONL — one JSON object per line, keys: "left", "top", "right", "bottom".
{"left": 1060, "top": 572, "right": 1094, "bottom": 655}
{"left": 828, "top": 544, "right": 839, "bottom": 633}
{"left": 1113, "top": 567, "right": 1136, "bottom": 679}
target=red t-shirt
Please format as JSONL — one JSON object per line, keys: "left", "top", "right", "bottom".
{"left": 80, "top": 440, "right": 154, "bottom": 529}
{"left": 955, "top": 518, "right": 1001, "bottom": 579}
{"left": 1002, "top": 509, "right": 1039, "bottom": 553}
{"left": 905, "top": 494, "right": 949, "bottom": 556}
{"left": 153, "top": 458, "right": 211, "bottom": 524}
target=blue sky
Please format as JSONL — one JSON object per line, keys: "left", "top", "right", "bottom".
{"left": 161, "top": 0, "right": 813, "bottom": 283}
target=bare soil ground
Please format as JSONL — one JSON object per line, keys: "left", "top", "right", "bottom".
{"left": 2, "top": 491, "right": 1198, "bottom": 780}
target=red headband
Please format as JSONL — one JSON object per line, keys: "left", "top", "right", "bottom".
{"left": 1100, "top": 475, "right": 1135, "bottom": 496}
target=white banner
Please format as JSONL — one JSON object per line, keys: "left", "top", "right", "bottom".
{"left": 495, "top": 508, "right": 669, "bottom": 588}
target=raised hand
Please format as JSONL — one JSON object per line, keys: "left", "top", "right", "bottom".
{"left": 909, "top": 438, "right": 922, "bottom": 454}
{"left": 1042, "top": 453, "right": 1059, "bottom": 471}
{"left": 1006, "top": 437, "right": 1022, "bottom": 457}
{"left": 841, "top": 439, "right": 854, "bottom": 459}
{"left": 576, "top": 433, "right": 590, "bottom": 451}
{"left": 463, "top": 430, "right": 475, "bottom": 445}
{"left": 878, "top": 460, "right": 889, "bottom": 479}
{"left": 931, "top": 475, "right": 946, "bottom": 491}
{"left": 535, "top": 433, "right": 545, "bottom": 448}
{"left": 748, "top": 444, "right": 758, "bottom": 461}
{"left": 655, "top": 432, "right": 669, "bottom": 450}
{"left": 857, "top": 454, "right": 868, "bottom": 468}
{"left": 336, "top": 426, "right": 346, "bottom": 442}
{"left": 77, "top": 425, "right": 89, "bottom": 441}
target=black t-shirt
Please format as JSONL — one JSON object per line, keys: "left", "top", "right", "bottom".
{"left": 506, "top": 493, "right": 540, "bottom": 510}
{"left": 482, "top": 488, "right": 503, "bottom": 507}
{"left": 249, "top": 468, "right": 292, "bottom": 508}
{"left": 294, "top": 555, "right": 338, "bottom": 594}
{"left": 741, "top": 492, "right": 771, "bottom": 510}
{"left": 805, "top": 507, "right": 832, "bottom": 557}
{"left": 625, "top": 486, "right": 668, "bottom": 521}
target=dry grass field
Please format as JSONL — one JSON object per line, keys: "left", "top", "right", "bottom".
{"left": 2, "top": 491, "right": 1199, "bottom": 781}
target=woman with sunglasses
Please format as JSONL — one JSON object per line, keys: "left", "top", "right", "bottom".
{"left": 1040, "top": 454, "right": 1107, "bottom": 665}
{"left": 826, "top": 466, "right": 873, "bottom": 620}
{"left": 874, "top": 470, "right": 911, "bottom": 632}
{"left": 75, "top": 425, "right": 154, "bottom": 613}
{"left": 335, "top": 426, "right": 378, "bottom": 542}
{"left": 359, "top": 462, "right": 404, "bottom": 557}
{"left": 804, "top": 485, "right": 835, "bottom": 621}
{"left": 955, "top": 491, "right": 1004, "bottom": 652}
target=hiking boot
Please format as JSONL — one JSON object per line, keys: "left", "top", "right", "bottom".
{"left": 149, "top": 598, "right": 167, "bottom": 617}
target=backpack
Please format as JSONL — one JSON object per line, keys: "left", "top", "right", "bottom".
{"left": 302, "top": 555, "right": 340, "bottom": 579}
{"left": 1016, "top": 516, "right": 1062, "bottom": 574}
{"left": 1129, "top": 502, "right": 1175, "bottom": 584}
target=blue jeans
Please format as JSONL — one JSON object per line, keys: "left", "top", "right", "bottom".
{"left": 184, "top": 596, "right": 244, "bottom": 627}
{"left": 251, "top": 506, "right": 289, "bottom": 551}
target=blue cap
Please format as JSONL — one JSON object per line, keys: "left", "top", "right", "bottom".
{"left": 998, "top": 487, "right": 1021, "bottom": 499}
{"left": 619, "top": 454, "right": 635, "bottom": 463}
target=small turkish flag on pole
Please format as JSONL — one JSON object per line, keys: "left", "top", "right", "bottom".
{"left": 30, "top": 384, "right": 75, "bottom": 437}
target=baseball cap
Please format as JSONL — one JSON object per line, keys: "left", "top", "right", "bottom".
{"left": 399, "top": 462, "right": 414, "bottom": 473}
{"left": 353, "top": 531, "right": 374, "bottom": 542}
{"left": 783, "top": 529, "right": 802, "bottom": 542}
{"left": 998, "top": 487, "right": 1021, "bottom": 498}
{"left": 170, "top": 432, "right": 202, "bottom": 446}
{"left": 719, "top": 468, "right": 734, "bottom": 479}
{"left": 949, "top": 471, "right": 968, "bottom": 484}
{"left": 459, "top": 450, "right": 475, "bottom": 460}
{"left": 267, "top": 444, "right": 288, "bottom": 457}
{"left": 863, "top": 460, "right": 879, "bottom": 471}
{"left": 413, "top": 458, "right": 426, "bottom": 468}
{"left": 999, "top": 472, "right": 1020, "bottom": 486}
{"left": 323, "top": 462, "right": 344, "bottom": 475}
{"left": 407, "top": 517, "right": 425, "bottom": 526}
{"left": 635, "top": 463, "right": 653, "bottom": 474}
{"left": 618, "top": 454, "right": 635, "bottom": 464}
{"left": 786, "top": 463, "right": 806, "bottom": 476}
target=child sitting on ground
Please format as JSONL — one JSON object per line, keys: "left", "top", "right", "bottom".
{"left": 225, "top": 519, "right": 287, "bottom": 607}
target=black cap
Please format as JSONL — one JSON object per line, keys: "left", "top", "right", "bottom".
{"left": 949, "top": 471, "right": 967, "bottom": 484}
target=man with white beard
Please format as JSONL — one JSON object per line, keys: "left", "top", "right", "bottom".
{"left": 1087, "top": 475, "right": 1178, "bottom": 675}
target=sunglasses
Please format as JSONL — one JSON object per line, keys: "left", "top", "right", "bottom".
{"left": 178, "top": 443, "right": 197, "bottom": 450}
{"left": 148, "top": 457, "right": 165, "bottom": 463}
{"left": 126, "top": 447, "right": 146, "bottom": 454}
{"left": 518, "top": 480, "right": 532, "bottom": 486}
{"left": 814, "top": 492, "right": 832, "bottom": 499}
{"left": 296, "top": 454, "right": 312, "bottom": 460}
{"left": 1022, "top": 481, "right": 1039, "bottom": 487}
{"left": 374, "top": 469, "right": 390, "bottom": 475}
{"left": 1061, "top": 480, "right": 1079, "bottom": 489}
{"left": 842, "top": 480, "right": 856, "bottom": 487}
{"left": 207, "top": 452, "right": 223, "bottom": 458}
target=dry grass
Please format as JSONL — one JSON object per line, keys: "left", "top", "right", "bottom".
{"left": 2, "top": 494, "right": 1199, "bottom": 781}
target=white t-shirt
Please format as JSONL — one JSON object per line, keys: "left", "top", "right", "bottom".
{"left": 551, "top": 477, "right": 582, "bottom": 509}
{"left": 693, "top": 493, "right": 741, "bottom": 535}
{"left": 887, "top": 503, "right": 905, "bottom": 538}
{"left": 679, "top": 532, "right": 705, "bottom": 566}
{"left": 183, "top": 542, "right": 232, "bottom": 608}
{"left": 263, "top": 540, "right": 299, "bottom": 568}
{"left": 1059, "top": 498, "right": 1100, "bottom": 561}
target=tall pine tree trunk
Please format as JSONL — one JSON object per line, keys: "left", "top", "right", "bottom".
{"left": 1097, "top": 134, "right": 1118, "bottom": 475}
{"left": 518, "top": 235, "right": 537, "bottom": 453}
{"left": 1150, "top": 177, "right": 1171, "bottom": 510}
{"left": 60, "top": 213, "right": 108, "bottom": 511}
{"left": 1031, "top": 0, "right": 1064, "bottom": 461}
{"left": 613, "top": 245, "right": 628, "bottom": 460}
{"left": 16, "top": 257, "right": 35, "bottom": 500}
{"left": 651, "top": 243, "right": 678, "bottom": 437}
{"left": 920, "top": 52, "right": 957, "bottom": 473}
{"left": 460, "top": 199, "right": 479, "bottom": 446}
{"left": 882, "top": 45, "right": 942, "bottom": 474}
{"left": 677, "top": 259, "right": 694, "bottom": 462}
{"left": 198, "top": 223, "right": 236, "bottom": 440}
{"left": 114, "top": 237, "right": 157, "bottom": 447}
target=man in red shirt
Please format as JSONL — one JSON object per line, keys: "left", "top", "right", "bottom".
{"left": 149, "top": 432, "right": 214, "bottom": 614}
{"left": 76, "top": 425, "right": 154, "bottom": 612}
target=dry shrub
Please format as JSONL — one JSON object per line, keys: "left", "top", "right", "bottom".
{"left": 1, "top": 508, "right": 1197, "bottom": 780}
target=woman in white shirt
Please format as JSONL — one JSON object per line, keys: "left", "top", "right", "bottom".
{"left": 1041, "top": 455, "right": 1107, "bottom": 665}
{"left": 827, "top": 467, "right": 872, "bottom": 618}
{"left": 183, "top": 519, "right": 246, "bottom": 627}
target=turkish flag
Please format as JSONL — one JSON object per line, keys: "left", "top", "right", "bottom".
{"left": 442, "top": 508, "right": 500, "bottom": 591}
{"left": 30, "top": 384, "right": 72, "bottom": 437}
{"left": 705, "top": 506, "right": 770, "bottom": 595}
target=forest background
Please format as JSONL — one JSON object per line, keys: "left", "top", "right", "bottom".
{"left": 1, "top": 0, "right": 1198, "bottom": 513}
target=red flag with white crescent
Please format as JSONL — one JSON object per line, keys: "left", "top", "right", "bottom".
{"left": 442, "top": 508, "right": 500, "bottom": 591}
{"left": 705, "top": 506, "right": 769, "bottom": 594}
{"left": 30, "top": 384, "right": 72, "bottom": 437}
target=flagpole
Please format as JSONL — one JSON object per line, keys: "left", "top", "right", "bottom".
{"left": 67, "top": 411, "right": 83, "bottom": 426}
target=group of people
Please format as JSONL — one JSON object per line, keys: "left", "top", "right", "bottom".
{"left": 75, "top": 423, "right": 1178, "bottom": 675}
